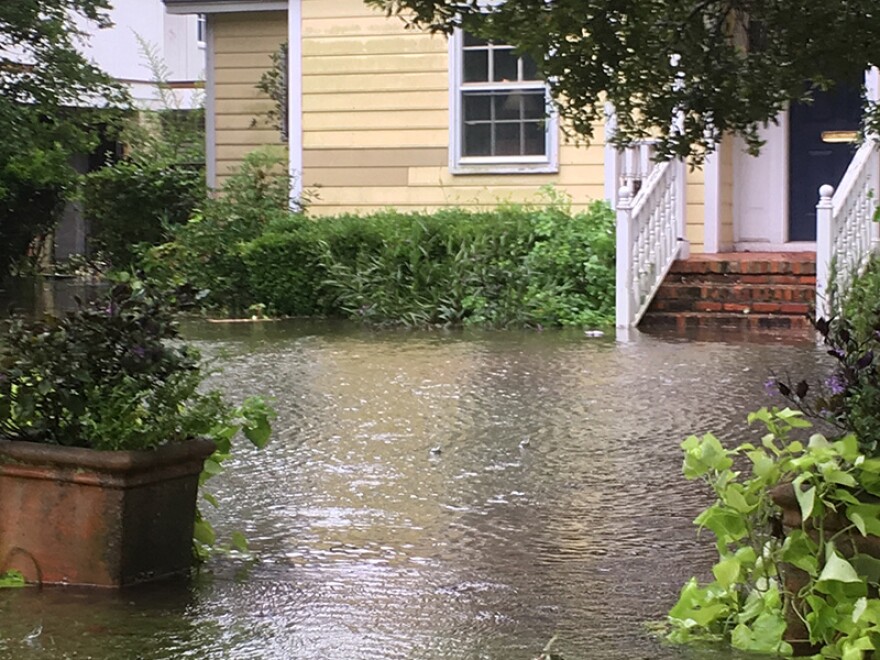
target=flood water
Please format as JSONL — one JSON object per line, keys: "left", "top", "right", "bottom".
{"left": 0, "top": 281, "right": 828, "bottom": 659}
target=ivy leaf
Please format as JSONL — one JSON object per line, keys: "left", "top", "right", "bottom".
{"left": 713, "top": 557, "right": 741, "bottom": 588}
{"left": 846, "top": 504, "right": 880, "bottom": 537}
{"left": 818, "top": 552, "right": 861, "bottom": 584}
{"left": 852, "top": 597, "right": 868, "bottom": 624}
{"left": 230, "top": 531, "right": 249, "bottom": 553}
{"left": 193, "top": 519, "right": 217, "bottom": 547}
{"left": 794, "top": 480, "right": 816, "bottom": 520}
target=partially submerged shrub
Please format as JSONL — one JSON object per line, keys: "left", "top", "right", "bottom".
{"left": 242, "top": 194, "right": 616, "bottom": 327}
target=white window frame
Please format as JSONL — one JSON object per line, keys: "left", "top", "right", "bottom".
{"left": 196, "top": 14, "right": 207, "bottom": 49}
{"left": 449, "top": 29, "right": 559, "bottom": 175}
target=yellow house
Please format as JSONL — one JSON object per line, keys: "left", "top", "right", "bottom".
{"left": 164, "top": 0, "right": 880, "bottom": 330}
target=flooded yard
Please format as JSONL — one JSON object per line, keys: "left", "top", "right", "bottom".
{"left": 0, "top": 281, "right": 825, "bottom": 659}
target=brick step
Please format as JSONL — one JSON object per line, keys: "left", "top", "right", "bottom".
{"left": 654, "top": 282, "right": 815, "bottom": 304}
{"left": 640, "top": 311, "right": 814, "bottom": 332}
{"left": 668, "top": 272, "right": 817, "bottom": 286}
{"left": 649, "top": 299, "right": 813, "bottom": 314}
{"left": 669, "top": 256, "right": 816, "bottom": 277}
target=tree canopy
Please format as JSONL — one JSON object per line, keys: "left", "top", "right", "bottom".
{"left": 367, "top": 0, "right": 880, "bottom": 162}
{"left": 0, "top": 0, "right": 126, "bottom": 271}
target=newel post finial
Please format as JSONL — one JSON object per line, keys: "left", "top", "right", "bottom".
{"left": 819, "top": 184, "right": 835, "bottom": 205}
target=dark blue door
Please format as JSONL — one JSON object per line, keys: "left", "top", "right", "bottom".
{"left": 788, "top": 85, "right": 862, "bottom": 241}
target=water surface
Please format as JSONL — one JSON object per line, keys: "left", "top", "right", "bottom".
{"left": 0, "top": 298, "right": 826, "bottom": 659}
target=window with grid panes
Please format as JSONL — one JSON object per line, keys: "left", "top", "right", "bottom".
{"left": 453, "top": 32, "right": 555, "bottom": 171}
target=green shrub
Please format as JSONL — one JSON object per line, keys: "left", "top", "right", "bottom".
{"left": 240, "top": 193, "right": 615, "bottom": 327}
{"left": 142, "top": 148, "right": 291, "bottom": 313}
{"left": 83, "top": 159, "right": 204, "bottom": 268}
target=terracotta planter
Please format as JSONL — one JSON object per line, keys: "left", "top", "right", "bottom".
{"left": 769, "top": 482, "right": 880, "bottom": 655}
{"left": 0, "top": 438, "right": 215, "bottom": 588}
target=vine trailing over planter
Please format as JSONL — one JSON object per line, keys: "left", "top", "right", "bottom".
{"left": 668, "top": 408, "right": 880, "bottom": 657}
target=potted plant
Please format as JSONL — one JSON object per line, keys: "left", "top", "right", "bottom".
{"left": 0, "top": 278, "right": 272, "bottom": 588}
{"left": 667, "top": 315, "right": 880, "bottom": 657}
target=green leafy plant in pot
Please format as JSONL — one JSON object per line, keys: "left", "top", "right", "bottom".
{"left": 667, "top": 315, "right": 880, "bottom": 658}
{"left": 0, "top": 277, "right": 273, "bottom": 587}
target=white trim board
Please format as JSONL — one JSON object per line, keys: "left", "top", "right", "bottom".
{"left": 288, "top": 0, "right": 303, "bottom": 206}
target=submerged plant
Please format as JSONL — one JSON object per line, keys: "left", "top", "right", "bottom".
{"left": 668, "top": 408, "right": 880, "bottom": 657}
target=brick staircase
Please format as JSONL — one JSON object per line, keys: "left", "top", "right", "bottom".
{"left": 640, "top": 252, "right": 816, "bottom": 333}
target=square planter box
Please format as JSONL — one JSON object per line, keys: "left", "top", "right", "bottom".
{"left": 0, "top": 438, "right": 215, "bottom": 588}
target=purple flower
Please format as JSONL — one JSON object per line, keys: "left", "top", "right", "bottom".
{"left": 764, "top": 378, "right": 779, "bottom": 397}
{"left": 825, "top": 373, "right": 847, "bottom": 396}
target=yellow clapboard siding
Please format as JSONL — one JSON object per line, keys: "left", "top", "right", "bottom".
{"left": 303, "top": 72, "right": 447, "bottom": 95}
{"left": 303, "top": 129, "right": 449, "bottom": 149}
{"left": 216, "top": 114, "right": 271, "bottom": 130}
{"left": 213, "top": 13, "right": 286, "bottom": 38}
{"left": 304, "top": 15, "right": 415, "bottom": 38}
{"left": 406, "top": 162, "right": 606, "bottom": 188}
{"left": 214, "top": 35, "right": 287, "bottom": 57}
{"left": 309, "top": 185, "right": 605, "bottom": 208}
{"left": 304, "top": 109, "right": 449, "bottom": 132}
{"left": 303, "top": 53, "right": 447, "bottom": 76}
{"left": 216, "top": 140, "right": 287, "bottom": 166}
{"left": 216, "top": 129, "right": 282, "bottom": 146}
{"left": 216, "top": 52, "right": 282, "bottom": 69}
{"left": 216, "top": 98, "right": 273, "bottom": 115}
{"left": 303, "top": 91, "right": 449, "bottom": 113}
{"left": 302, "top": 0, "right": 390, "bottom": 19}
{"left": 216, "top": 67, "right": 274, "bottom": 85}
{"left": 215, "top": 83, "right": 272, "bottom": 101}
{"left": 303, "top": 35, "right": 447, "bottom": 58}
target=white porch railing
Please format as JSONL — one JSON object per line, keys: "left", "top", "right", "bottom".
{"left": 815, "top": 140, "right": 880, "bottom": 320}
{"left": 615, "top": 158, "right": 688, "bottom": 327}
{"left": 616, "top": 140, "right": 660, "bottom": 201}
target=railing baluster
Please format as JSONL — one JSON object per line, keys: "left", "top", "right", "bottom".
{"left": 817, "top": 140, "right": 880, "bottom": 320}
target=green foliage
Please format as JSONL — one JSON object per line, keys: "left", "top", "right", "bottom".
{"left": 769, "top": 274, "right": 880, "bottom": 458}
{"left": 369, "top": 0, "right": 880, "bottom": 163}
{"left": 669, "top": 408, "right": 880, "bottom": 657}
{"left": 0, "top": 0, "right": 128, "bottom": 272}
{"left": 241, "top": 192, "right": 615, "bottom": 327}
{"left": 194, "top": 395, "right": 275, "bottom": 559}
{"left": 83, "top": 160, "right": 204, "bottom": 268}
{"left": 0, "top": 571, "right": 25, "bottom": 589}
{"left": 142, "top": 148, "right": 291, "bottom": 314}
{"left": 0, "top": 276, "right": 225, "bottom": 451}
{"left": 254, "top": 42, "right": 288, "bottom": 140}
{"left": 80, "top": 36, "right": 206, "bottom": 269}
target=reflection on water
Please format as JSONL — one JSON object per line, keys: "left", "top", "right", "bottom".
{"left": 0, "top": 284, "right": 826, "bottom": 659}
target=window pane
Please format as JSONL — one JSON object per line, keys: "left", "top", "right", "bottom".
{"left": 522, "top": 54, "right": 540, "bottom": 81}
{"left": 464, "top": 32, "right": 488, "bottom": 47}
{"left": 464, "top": 123, "right": 492, "bottom": 157}
{"left": 495, "top": 123, "right": 521, "bottom": 156}
{"left": 464, "top": 50, "right": 489, "bottom": 82}
{"left": 493, "top": 49, "right": 518, "bottom": 82}
{"left": 523, "top": 121, "right": 546, "bottom": 155}
{"left": 522, "top": 92, "right": 546, "bottom": 119}
{"left": 464, "top": 94, "right": 492, "bottom": 121}
{"left": 494, "top": 93, "right": 522, "bottom": 121}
